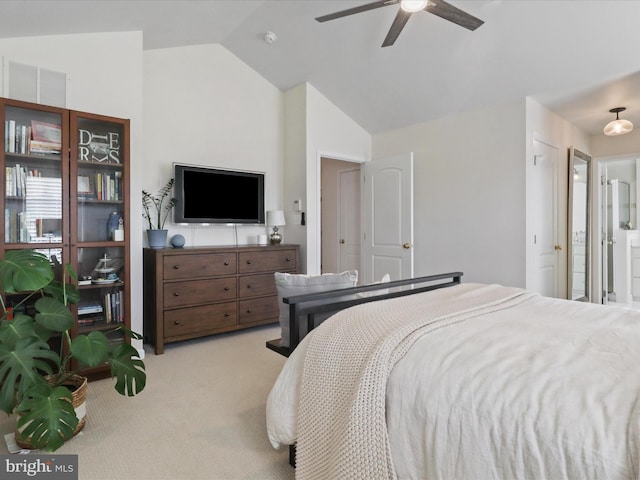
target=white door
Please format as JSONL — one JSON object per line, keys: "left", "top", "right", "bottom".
{"left": 532, "top": 139, "right": 560, "bottom": 297}
{"left": 362, "top": 153, "right": 414, "bottom": 283}
{"left": 338, "top": 168, "right": 361, "bottom": 273}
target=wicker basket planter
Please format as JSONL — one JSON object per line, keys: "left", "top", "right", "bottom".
{"left": 15, "top": 374, "right": 88, "bottom": 449}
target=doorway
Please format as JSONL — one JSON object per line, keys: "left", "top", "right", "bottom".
{"left": 320, "top": 157, "right": 361, "bottom": 275}
{"left": 596, "top": 156, "right": 640, "bottom": 306}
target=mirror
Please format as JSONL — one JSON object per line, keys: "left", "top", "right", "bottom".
{"left": 568, "top": 147, "right": 591, "bottom": 301}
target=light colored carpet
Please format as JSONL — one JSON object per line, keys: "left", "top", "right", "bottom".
{"left": 0, "top": 325, "right": 295, "bottom": 480}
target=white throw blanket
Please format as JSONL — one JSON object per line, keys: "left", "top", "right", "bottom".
{"left": 295, "top": 283, "right": 534, "bottom": 480}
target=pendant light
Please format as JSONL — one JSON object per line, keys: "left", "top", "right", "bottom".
{"left": 604, "top": 107, "right": 634, "bottom": 136}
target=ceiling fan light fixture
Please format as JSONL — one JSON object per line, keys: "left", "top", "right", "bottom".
{"left": 604, "top": 107, "right": 634, "bottom": 136}
{"left": 400, "top": 0, "right": 429, "bottom": 13}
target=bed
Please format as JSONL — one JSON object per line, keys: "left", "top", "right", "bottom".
{"left": 265, "top": 273, "right": 640, "bottom": 480}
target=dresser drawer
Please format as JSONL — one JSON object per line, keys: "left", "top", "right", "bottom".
{"left": 163, "top": 277, "right": 237, "bottom": 307}
{"left": 238, "top": 249, "right": 297, "bottom": 274}
{"left": 163, "top": 253, "right": 237, "bottom": 280}
{"left": 238, "top": 273, "right": 277, "bottom": 298}
{"left": 238, "top": 296, "right": 279, "bottom": 325}
{"left": 164, "top": 302, "right": 237, "bottom": 337}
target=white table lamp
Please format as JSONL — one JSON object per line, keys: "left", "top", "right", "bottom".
{"left": 267, "top": 210, "right": 286, "bottom": 245}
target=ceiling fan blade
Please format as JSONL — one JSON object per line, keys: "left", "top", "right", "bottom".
{"left": 315, "top": 0, "right": 395, "bottom": 23}
{"left": 426, "top": 0, "right": 484, "bottom": 31}
{"left": 382, "top": 9, "right": 412, "bottom": 47}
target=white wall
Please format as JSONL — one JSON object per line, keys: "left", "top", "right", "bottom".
{"left": 282, "top": 84, "right": 307, "bottom": 267}
{"left": 371, "top": 97, "right": 591, "bottom": 292}
{"left": 0, "top": 31, "right": 145, "bottom": 352}
{"left": 144, "top": 44, "right": 284, "bottom": 247}
{"left": 592, "top": 129, "right": 640, "bottom": 158}
{"left": 283, "top": 83, "right": 371, "bottom": 274}
{"left": 525, "top": 97, "right": 591, "bottom": 297}
{"left": 373, "top": 100, "right": 527, "bottom": 287}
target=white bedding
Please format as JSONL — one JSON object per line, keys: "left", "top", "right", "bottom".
{"left": 266, "top": 283, "right": 640, "bottom": 480}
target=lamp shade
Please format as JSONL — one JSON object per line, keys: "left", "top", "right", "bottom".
{"left": 604, "top": 107, "right": 634, "bottom": 136}
{"left": 604, "top": 119, "right": 634, "bottom": 136}
{"left": 267, "top": 210, "right": 286, "bottom": 226}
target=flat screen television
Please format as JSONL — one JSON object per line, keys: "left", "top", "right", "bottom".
{"left": 173, "top": 164, "right": 265, "bottom": 225}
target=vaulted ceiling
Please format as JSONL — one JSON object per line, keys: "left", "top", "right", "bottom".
{"left": 0, "top": 0, "right": 638, "bottom": 135}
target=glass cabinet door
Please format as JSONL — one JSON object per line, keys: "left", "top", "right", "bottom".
{"left": 76, "top": 246, "right": 126, "bottom": 347}
{"left": 2, "top": 101, "right": 68, "bottom": 263}
{"left": 72, "top": 115, "right": 126, "bottom": 243}
{"left": 71, "top": 112, "right": 130, "bottom": 363}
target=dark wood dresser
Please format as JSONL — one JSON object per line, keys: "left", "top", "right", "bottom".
{"left": 143, "top": 244, "right": 299, "bottom": 354}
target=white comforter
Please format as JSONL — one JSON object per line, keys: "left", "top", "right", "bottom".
{"left": 266, "top": 283, "right": 640, "bottom": 480}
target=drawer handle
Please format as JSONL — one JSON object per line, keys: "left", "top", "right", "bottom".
{"left": 173, "top": 292, "right": 180, "bottom": 297}
{"left": 224, "top": 287, "right": 230, "bottom": 291}
{"left": 173, "top": 265, "right": 180, "bottom": 270}
{"left": 247, "top": 284, "right": 252, "bottom": 289}
{"left": 246, "top": 308, "right": 252, "bottom": 313}
{"left": 224, "top": 261, "right": 229, "bottom": 266}
{"left": 224, "top": 312, "right": 230, "bottom": 317}
{"left": 246, "top": 260, "right": 252, "bottom": 264}
{"left": 286, "top": 257, "right": 291, "bottom": 262}
{"left": 174, "top": 320, "right": 180, "bottom": 325}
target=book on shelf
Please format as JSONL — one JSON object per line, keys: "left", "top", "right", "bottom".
{"left": 4, "top": 119, "right": 61, "bottom": 155}
{"left": 31, "top": 120, "right": 61, "bottom": 144}
{"left": 30, "top": 139, "right": 61, "bottom": 155}
{"left": 78, "top": 313, "right": 104, "bottom": 327}
{"left": 6, "top": 120, "right": 15, "bottom": 153}
{"left": 78, "top": 304, "right": 103, "bottom": 315}
{"left": 102, "top": 291, "right": 124, "bottom": 324}
{"left": 4, "top": 208, "right": 19, "bottom": 243}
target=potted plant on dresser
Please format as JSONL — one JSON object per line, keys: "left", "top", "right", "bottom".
{"left": 142, "top": 178, "right": 176, "bottom": 249}
{"left": 0, "top": 249, "right": 146, "bottom": 451}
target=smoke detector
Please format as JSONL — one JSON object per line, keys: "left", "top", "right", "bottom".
{"left": 263, "top": 31, "right": 277, "bottom": 44}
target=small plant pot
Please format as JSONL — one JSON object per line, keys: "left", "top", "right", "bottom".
{"left": 15, "top": 374, "right": 88, "bottom": 449}
{"left": 147, "top": 229, "right": 168, "bottom": 249}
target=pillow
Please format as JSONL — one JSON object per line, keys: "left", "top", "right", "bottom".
{"left": 357, "top": 273, "right": 391, "bottom": 298}
{"left": 274, "top": 270, "right": 358, "bottom": 347}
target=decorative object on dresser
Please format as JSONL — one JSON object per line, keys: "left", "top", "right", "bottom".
{"left": 142, "top": 178, "right": 176, "bottom": 249}
{"left": 0, "top": 250, "right": 145, "bottom": 452}
{"left": 267, "top": 210, "right": 286, "bottom": 245}
{"left": 143, "top": 244, "right": 299, "bottom": 354}
{"left": 170, "top": 234, "right": 186, "bottom": 248}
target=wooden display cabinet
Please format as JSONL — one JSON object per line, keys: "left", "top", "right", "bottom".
{"left": 0, "top": 97, "right": 130, "bottom": 379}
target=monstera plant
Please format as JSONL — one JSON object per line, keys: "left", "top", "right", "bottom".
{"left": 0, "top": 249, "right": 146, "bottom": 451}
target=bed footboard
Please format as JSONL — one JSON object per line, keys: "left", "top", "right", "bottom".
{"left": 266, "top": 272, "right": 463, "bottom": 357}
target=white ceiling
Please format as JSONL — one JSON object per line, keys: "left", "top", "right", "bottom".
{"left": 0, "top": 0, "right": 638, "bottom": 135}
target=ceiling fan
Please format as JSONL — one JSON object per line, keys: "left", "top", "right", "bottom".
{"left": 315, "top": 0, "right": 484, "bottom": 47}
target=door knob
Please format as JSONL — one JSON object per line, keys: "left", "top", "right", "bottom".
{"left": 339, "top": 239, "right": 345, "bottom": 244}
{"left": 554, "top": 245, "right": 562, "bottom": 251}
{"left": 403, "top": 243, "right": 412, "bottom": 249}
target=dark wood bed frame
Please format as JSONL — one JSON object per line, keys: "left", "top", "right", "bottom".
{"left": 266, "top": 272, "right": 463, "bottom": 357}
{"left": 265, "top": 272, "right": 463, "bottom": 466}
